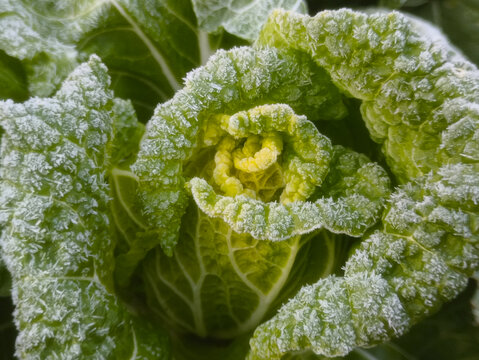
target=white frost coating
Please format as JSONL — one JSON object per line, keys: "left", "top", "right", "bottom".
{"left": 0, "top": 0, "right": 201, "bottom": 97}
{"left": 246, "top": 8, "right": 479, "bottom": 360}
{"left": 188, "top": 162, "right": 387, "bottom": 240}
{"left": 0, "top": 56, "right": 167, "bottom": 359}
{"left": 192, "top": 0, "right": 307, "bottom": 41}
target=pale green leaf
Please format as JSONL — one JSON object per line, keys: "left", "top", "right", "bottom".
{"left": 0, "top": 0, "right": 201, "bottom": 119}
{"left": 0, "top": 56, "right": 169, "bottom": 359}
{"left": 188, "top": 144, "right": 389, "bottom": 240}
{"left": 132, "top": 46, "right": 348, "bottom": 255}
{"left": 142, "top": 218, "right": 351, "bottom": 339}
{"left": 142, "top": 202, "right": 305, "bottom": 338}
{"left": 257, "top": 9, "right": 479, "bottom": 182}
{"left": 247, "top": 9, "right": 479, "bottom": 359}
{"left": 192, "top": 0, "right": 307, "bottom": 41}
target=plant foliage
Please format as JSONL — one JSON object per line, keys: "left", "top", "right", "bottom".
{"left": 0, "top": 1, "right": 477, "bottom": 359}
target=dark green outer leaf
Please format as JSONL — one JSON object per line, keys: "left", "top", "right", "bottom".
{"left": 0, "top": 51, "right": 28, "bottom": 102}
{"left": 0, "top": 0, "right": 200, "bottom": 120}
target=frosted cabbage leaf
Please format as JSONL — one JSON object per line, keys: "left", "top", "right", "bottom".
{"left": 0, "top": 5, "right": 478, "bottom": 360}
{"left": 0, "top": 56, "right": 169, "bottom": 359}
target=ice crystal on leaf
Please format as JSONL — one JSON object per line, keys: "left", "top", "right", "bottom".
{"left": 0, "top": 56, "right": 168, "bottom": 359}
{"left": 0, "top": 4, "right": 477, "bottom": 360}
{"left": 247, "top": 9, "right": 479, "bottom": 359}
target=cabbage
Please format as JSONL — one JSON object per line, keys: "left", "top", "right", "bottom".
{"left": 0, "top": 1, "right": 477, "bottom": 359}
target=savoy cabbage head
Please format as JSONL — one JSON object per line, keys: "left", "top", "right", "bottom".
{"left": 0, "top": 1, "right": 478, "bottom": 359}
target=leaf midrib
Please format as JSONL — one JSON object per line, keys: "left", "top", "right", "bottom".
{"left": 110, "top": 0, "right": 181, "bottom": 91}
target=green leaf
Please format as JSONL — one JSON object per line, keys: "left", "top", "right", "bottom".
{"left": 188, "top": 144, "right": 390, "bottom": 240}
{"left": 141, "top": 215, "right": 352, "bottom": 340}
{"left": 0, "top": 50, "right": 29, "bottom": 102}
{"left": 246, "top": 9, "right": 479, "bottom": 359}
{"left": 250, "top": 164, "right": 479, "bottom": 358}
{"left": 132, "top": 46, "right": 348, "bottom": 255}
{"left": 78, "top": 0, "right": 201, "bottom": 120}
{"left": 0, "top": 0, "right": 78, "bottom": 96}
{"left": 131, "top": 30, "right": 389, "bottom": 342}
{"left": 380, "top": 0, "right": 479, "bottom": 66}
{"left": 142, "top": 201, "right": 306, "bottom": 338}
{"left": 110, "top": 167, "right": 155, "bottom": 287}
{"left": 130, "top": 38, "right": 389, "bottom": 339}
{"left": 0, "top": 0, "right": 201, "bottom": 120}
{"left": 109, "top": 98, "right": 145, "bottom": 166}
{"left": 257, "top": 9, "right": 479, "bottom": 182}
{"left": 0, "top": 56, "right": 169, "bottom": 359}
{"left": 0, "top": 0, "right": 309, "bottom": 122}
{"left": 192, "top": 0, "right": 307, "bottom": 41}
{"left": 251, "top": 280, "right": 479, "bottom": 360}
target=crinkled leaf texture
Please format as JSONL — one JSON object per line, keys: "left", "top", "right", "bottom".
{"left": 131, "top": 26, "right": 390, "bottom": 338}
{"left": 132, "top": 45, "right": 387, "bottom": 252}
{"left": 1, "top": 5, "right": 476, "bottom": 360}
{"left": 0, "top": 56, "right": 169, "bottom": 359}
{"left": 245, "top": 9, "right": 479, "bottom": 359}
{"left": 0, "top": 0, "right": 199, "bottom": 118}
{"left": 381, "top": 0, "right": 479, "bottom": 66}
{"left": 191, "top": 0, "right": 307, "bottom": 41}
{"left": 0, "top": 0, "right": 307, "bottom": 121}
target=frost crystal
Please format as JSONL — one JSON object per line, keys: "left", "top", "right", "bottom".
{"left": 247, "top": 9, "right": 479, "bottom": 359}
{"left": 0, "top": 56, "right": 168, "bottom": 359}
